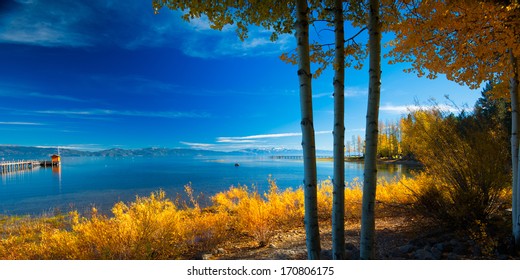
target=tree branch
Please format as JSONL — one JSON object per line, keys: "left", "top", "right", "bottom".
{"left": 345, "top": 27, "right": 367, "bottom": 43}
{"left": 310, "top": 19, "right": 334, "bottom": 24}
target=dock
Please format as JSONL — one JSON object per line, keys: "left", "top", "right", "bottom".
{"left": 1, "top": 160, "right": 59, "bottom": 174}
{"left": 269, "top": 155, "right": 330, "bottom": 160}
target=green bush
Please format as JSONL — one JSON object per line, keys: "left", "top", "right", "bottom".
{"left": 403, "top": 109, "right": 511, "bottom": 228}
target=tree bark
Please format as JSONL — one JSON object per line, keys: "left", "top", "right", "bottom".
{"left": 360, "top": 0, "right": 381, "bottom": 260}
{"left": 332, "top": 0, "right": 345, "bottom": 260}
{"left": 295, "top": 0, "right": 321, "bottom": 260}
{"left": 510, "top": 51, "right": 520, "bottom": 248}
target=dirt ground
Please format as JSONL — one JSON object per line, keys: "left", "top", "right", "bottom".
{"left": 212, "top": 215, "right": 429, "bottom": 260}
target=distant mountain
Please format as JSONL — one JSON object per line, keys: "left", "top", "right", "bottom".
{"left": 93, "top": 147, "right": 230, "bottom": 157}
{"left": 0, "top": 145, "right": 92, "bottom": 160}
{"left": 241, "top": 148, "right": 332, "bottom": 157}
{"left": 241, "top": 147, "right": 297, "bottom": 155}
{"left": 0, "top": 145, "right": 332, "bottom": 160}
{"left": 0, "top": 145, "right": 232, "bottom": 159}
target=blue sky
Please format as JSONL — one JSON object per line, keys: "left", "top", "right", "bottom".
{"left": 0, "top": 0, "right": 480, "bottom": 151}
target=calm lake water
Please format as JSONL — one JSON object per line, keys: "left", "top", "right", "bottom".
{"left": 0, "top": 156, "right": 417, "bottom": 215}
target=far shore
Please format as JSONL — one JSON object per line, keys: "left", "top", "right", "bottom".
{"left": 317, "top": 156, "right": 423, "bottom": 167}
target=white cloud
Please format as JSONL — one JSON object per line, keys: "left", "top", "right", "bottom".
{"left": 0, "top": 121, "right": 44, "bottom": 125}
{"left": 313, "top": 92, "right": 332, "bottom": 98}
{"left": 34, "top": 108, "right": 210, "bottom": 119}
{"left": 379, "top": 105, "right": 411, "bottom": 114}
{"left": 186, "top": 15, "right": 234, "bottom": 32}
{"left": 179, "top": 141, "right": 217, "bottom": 149}
{"left": 314, "top": 87, "right": 366, "bottom": 99}
{"left": 181, "top": 26, "right": 294, "bottom": 58}
{"left": 0, "top": 0, "right": 94, "bottom": 47}
{"left": 0, "top": 0, "right": 293, "bottom": 57}
{"left": 218, "top": 132, "right": 300, "bottom": 141}
{"left": 345, "top": 86, "right": 367, "bottom": 97}
{"left": 347, "top": 128, "right": 366, "bottom": 132}
{"left": 0, "top": 26, "right": 90, "bottom": 47}
{"left": 380, "top": 104, "right": 459, "bottom": 114}
{"left": 27, "top": 92, "right": 87, "bottom": 102}
{"left": 0, "top": 89, "right": 89, "bottom": 103}
{"left": 0, "top": 0, "right": 184, "bottom": 49}
{"left": 216, "top": 139, "right": 258, "bottom": 144}
{"left": 217, "top": 131, "right": 331, "bottom": 142}
{"left": 188, "top": 17, "right": 214, "bottom": 31}
{"left": 181, "top": 131, "right": 331, "bottom": 151}
{"left": 180, "top": 140, "right": 296, "bottom": 152}
{"left": 175, "top": 11, "right": 294, "bottom": 58}
{"left": 35, "top": 144, "right": 105, "bottom": 151}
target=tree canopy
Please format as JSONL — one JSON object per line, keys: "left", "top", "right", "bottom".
{"left": 388, "top": 0, "right": 519, "bottom": 97}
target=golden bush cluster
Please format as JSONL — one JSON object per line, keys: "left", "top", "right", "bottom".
{"left": 0, "top": 176, "right": 463, "bottom": 259}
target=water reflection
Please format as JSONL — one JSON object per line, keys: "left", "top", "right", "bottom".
{"left": 1, "top": 164, "right": 63, "bottom": 187}
{"left": 52, "top": 165, "right": 62, "bottom": 191}
{"left": 343, "top": 161, "right": 421, "bottom": 182}
{"left": 377, "top": 163, "right": 421, "bottom": 177}
{"left": 1, "top": 167, "right": 34, "bottom": 185}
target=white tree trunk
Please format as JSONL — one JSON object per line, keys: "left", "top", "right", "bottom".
{"left": 332, "top": 0, "right": 345, "bottom": 260}
{"left": 360, "top": 0, "right": 381, "bottom": 260}
{"left": 510, "top": 51, "right": 520, "bottom": 247}
{"left": 295, "top": 0, "right": 321, "bottom": 260}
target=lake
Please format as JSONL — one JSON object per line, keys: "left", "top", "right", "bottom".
{"left": 0, "top": 156, "right": 417, "bottom": 215}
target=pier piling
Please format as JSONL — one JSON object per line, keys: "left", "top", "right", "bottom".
{"left": 1, "top": 160, "right": 59, "bottom": 174}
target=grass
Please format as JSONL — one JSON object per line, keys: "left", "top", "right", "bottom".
{"left": 0, "top": 175, "right": 512, "bottom": 259}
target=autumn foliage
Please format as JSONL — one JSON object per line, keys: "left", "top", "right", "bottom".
{"left": 401, "top": 108, "right": 512, "bottom": 227}
{"left": 387, "top": 0, "right": 519, "bottom": 97}
{"left": 1, "top": 177, "right": 425, "bottom": 260}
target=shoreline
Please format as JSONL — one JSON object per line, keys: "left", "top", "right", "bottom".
{"left": 318, "top": 156, "right": 423, "bottom": 167}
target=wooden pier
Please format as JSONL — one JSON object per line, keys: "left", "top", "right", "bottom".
{"left": 269, "top": 155, "right": 330, "bottom": 160}
{"left": 0, "top": 160, "right": 59, "bottom": 174}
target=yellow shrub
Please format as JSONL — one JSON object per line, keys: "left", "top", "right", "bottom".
{"left": 39, "top": 229, "right": 80, "bottom": 259}
{"left": 317, "top": 180, "right": 333, "bottom": 220}
{"left": 263, "top": 179, "right": 304, "bottom": 228}
{"left": 345, "top": 178, "right": 363, "bottom": 218}
{"left": 0, "top": 175, "right": 440, "bottom": 260}
{"left": 0, "top": 214, "right": 77, "bottom": 259}
{"left": 212, "top": 180, "right": 305, "bottom": 246}
{"left": 71, "top": 190, "right": 227, "bottom": 259}
{"left": 184, "top": 210, "right": 230, "bottom": 253}
{"left": 212, "top": 185, "right": 251, "bottom": 213}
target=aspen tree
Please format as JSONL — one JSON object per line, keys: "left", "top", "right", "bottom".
{"left": 360, "top": 0, "right": 381, "bottom": 260}
{"left": 332, "top": 0, "right": 346, "bottom": 260}
{"left": 295, "top": 0, "right": 321, "bottom": 259}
